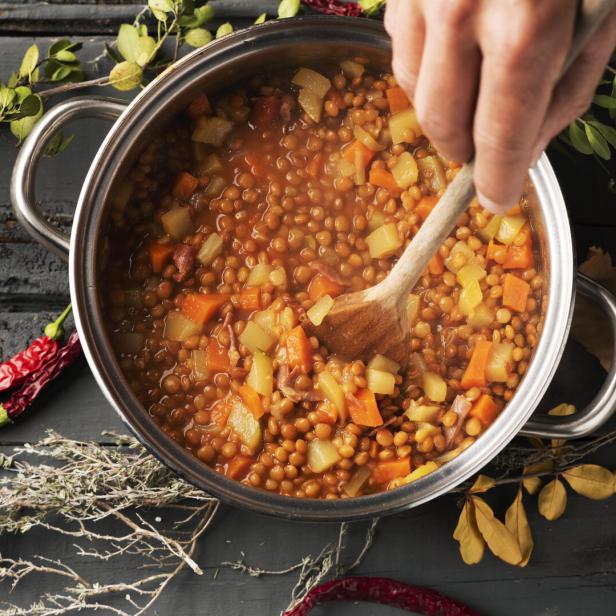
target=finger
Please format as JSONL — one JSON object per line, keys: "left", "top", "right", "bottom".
{"left": 473, "top": 3, "right": 577, "bottom": 213}
{"left": 413, "top": 1, "right": 481, "bottom": 163}
{"left": 385, "top": 0, "right": 425, "bottom": 101}
{"left": 531, "top": 6, "right": 616, "bottom": 164}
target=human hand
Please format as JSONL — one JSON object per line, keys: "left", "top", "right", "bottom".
{"left": 385, "top": 0, "right": 616, "bottom": 213}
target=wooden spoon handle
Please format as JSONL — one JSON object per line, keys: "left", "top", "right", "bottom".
{"left": 378, "top": 0, "right": 615, "bottom": 301}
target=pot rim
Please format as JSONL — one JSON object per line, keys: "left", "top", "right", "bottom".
{"left": 69, "top": 16, "right": 574, "bottom": 521}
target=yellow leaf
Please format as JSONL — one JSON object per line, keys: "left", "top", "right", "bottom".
{"left": 522, "top": 460, "right": 553, "bottom": 495}
{"left": 547, "top": 403, "right": 576, "bottom": 416}
{"left": 562, "top": 464, "right": 615, "bottom": 500}
{"left": 538, "top": 479, "right": 567, "bottom": 520}
{"left": 505, "top": 488, "right": 533, "bottom": 567}
{"left": 550, "top": 438, "right": 567, "bottom": 451}
{"left": 453, "top": 500, "right": 485, "bottom": 565}
{"left": 472, "top": 496, "right": 522, "bottom": 565}
{"left": 526, "top": 436, "right": 544, "bottom": 449}
{"left": 469, "top": 474, "right": 496, "bottom": 494}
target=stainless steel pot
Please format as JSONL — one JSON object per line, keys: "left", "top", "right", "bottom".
{"left": 11, "top": 17, "right": 616, "bottom": 521}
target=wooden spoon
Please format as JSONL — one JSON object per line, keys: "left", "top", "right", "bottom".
{"left": 305, "top": 0, "right": 614, "bottom": 367}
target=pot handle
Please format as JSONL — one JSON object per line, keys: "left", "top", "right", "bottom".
{"left": 521, "top": 273, "right": 616, "bottom": 439}
{"left": 10, "top": 96, "right": 128, "bottom": 262}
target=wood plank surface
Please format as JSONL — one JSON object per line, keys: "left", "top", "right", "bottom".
{"left": 1, "top": 21, "right": 616, "bottom": 616}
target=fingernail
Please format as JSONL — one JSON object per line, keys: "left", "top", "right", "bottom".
{"left": 476, "top": 190, "right": 511, "bottom": 215}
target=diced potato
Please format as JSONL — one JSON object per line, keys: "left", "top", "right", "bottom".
{"left": 406, "top": 461, "right": 438, "bottom": 483}
{"left": 204, "top": 175, "right": 226, "bottom": 197}
{"left": 307, "top": 294, "right": 334, "bottom": 326}
{"left": 317, "top": 370, "right": 345, "bottom": 416}
{"left": 366, "top": 368, "right": 395, "bottom": 395}
{"left": 111, "top": 332, "right": 144, "bottom": 355}
{"left": 445, "top": 241, "right": 476, "bottom": 273}
{"left": 228, "top": 397, "right": 262, "bottom": 453}
{"left": 339, "top": 59, "right": 365, "bottom": 78}
{"left": 307, "top": 439, "right": 341, "bottom": 473}
{"left": 367, "top": 353, "right": 400, "bottom": 375}
{"left": 292, "top": 68, "right": 332, "bottom": 98}
{"left": 161, "top": 207, "right": 192, "bottom": 240}
{"left": 422, "top": 371, "right": 447, "bottom": 402}
{"left": 417, "top": 156, "right": 447, "bottom": 193}
{"left": 337, "top": 158, "right": 355, "bottom": 177}
{"left": 253, "top": 308, "right": 277, "bottom": 336}
{"left": 468, "top": 303, "right": 494, "bottom": 329}
{"left": 239, "top": 321, "right": 275, "bottom": 354}
{"left": 366, "top": 223, "right": 402, "bottom": 259}
{"left": 459, "top": 279, "right": 483, "bottom": 316}
{"left": 389, "top": 108, "right": 422, "bottom": 145}
{"left": 298, "top": 88, "right": 323, "bottom": 123}
{"left": 191, "top": 349, "right": 209, "bottom": 380}
{"left": 406, "top": 293, "right": 420, "bottom": 327}
{"left": 405, "top": 402, "right": 440, "bottom": 423}
{"left": 198, "top": 153, "right": 223, "bottom": 175}
{"left": 496, "top": 215, "right": 526, "bottom": 245}
{"left": 112, "top": 178, "right": 134, "bottom": 210}
{"left": 457, "top": 263, "right": 487, "bottom": 288}
{"left": 280, "top": 307, "right": 297, "bottom": 330}
{"left": 247, "top": 350, "right": 273, "bottom": 396}
{"left": 344, "top": 465, "right": 371, "bottom": 497}
{"left": 486, "top": 342, "right": 514, "bottom": 382}
{"left": 246, "top": 263, "right": 273, "bottom": 287}
{"left": 367, "top": 210, "right": 386, "bottom": 231}
{"left": 353, "top": 125, "right": 383, "bottom": 151}
{"left": 478, "top": 214, "right": 502, "bottom": 242}
{"left": 196, "top": 233, "right": 223, "bottom": 266}
{"left": 269, "top": 267, "right": 288, "bottom": 289}
{"left": 164, "top": 310, "right": 202, "bottom": 342}
{"left": 391, "top": 151, "right": 419, "bottom": 188}
{"left": 192, "top": 115, "right": 234, "bottom": 147}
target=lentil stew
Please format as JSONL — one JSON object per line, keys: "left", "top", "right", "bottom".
{"left": 101, "top": 60, "right": 545, "bottom": 500}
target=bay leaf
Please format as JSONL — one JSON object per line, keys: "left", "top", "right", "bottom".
{"left": 562, "top": 464, "right": 615, "bottom": 500}
{"left": 547, "top": 403, "right": 576, "bottom": 416}
{"left": 505, "top": 488, "right": 533, "bottom": 567}
{"left": 538, "top": 478, "right": 567, "bottom": 520}
{"left": 469, "top": 474, "right": 496, "bottom": 494}
{"left": 453, "top": 500, "right": 484, "bottom": 565}
{"left": 522, "top": 460, "right": 553, "bottom": 495}
{"left": 472, "top": 496, "right": 522, "bottom": 565}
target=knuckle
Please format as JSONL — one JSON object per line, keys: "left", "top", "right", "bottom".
{"left": 438, "top": 0, "right": 475, "bottom": 31}
{"left": 567, "top": 93, "right": 594, "bottom": 120}
{"left": 474, "top": 124, "right": 527, "bottom": 163}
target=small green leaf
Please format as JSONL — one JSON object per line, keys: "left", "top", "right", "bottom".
{"left": 277, "top": 0, "right": 300, "bottom": 18}
{"left": 10, "top": 96, "right": 43, "bottom": 142}
{"left": 44, "top": 131, "right": 74, "bottom": 157}
{"left": 185, "top": 28, "right": 213, "bottom": 48}
{"left": 54, "top": 50, "right": 77, "bottom": 63}
{"left": 19, "top": 44, "right": 39, "bottom": 78}
{"left": 116, "top": 24, "right": 141, "bottom": 63}
{"left": 0, "top": 86, "right": 16, "bottom": 108}
{"left": 51, "top": 65, "right": 73, "bottom": 82}
{"left": 359, "top": 0, "right": 386, "bottom": 15}
{"left": 139, "top": 24, "right": 148, "bottom": 37}
{"left": 49, "top": 39, "right": 81, "bottom": 56}
{"left": 14, "top": 86, "right": 32, "bottom": 102}
{"left": 585, "top": 123, "right": 611, "bottom": 160}
{"left": 568, "top": 121, "right": 593, "bottom": 155}
{"left": 7, "top": 73, "right": 19, "bottom": 88}
{"left": 134, "top": 36, "right": 157, "bottom": 67}
{"left": 109, "top": 60, "right": 143, "bottom": 91}
{"left": 589, "top": 121, "right": 616, "bottom": 149}
{"left": 593, "top": 94, "right": 616, "bottom": 109}
{"left": 254, "top": 12, "right": 267, "bottom": 24}
{"left": 180, "top": 4, "right": 215, "bottom": 27}
{"left": 30, "top": 67, "right": 40, "bottom": 84}
{"left": 19, "top": 94, "right": 42, "bottom": 117}
{"left": 148, "top": 0, "right": 174, "bottom": 21}
{"left": 216, "top": 22, "right": 234, "bottom": 38}
{"left": 105, "top": 42, "right": 124, "bottom": 64}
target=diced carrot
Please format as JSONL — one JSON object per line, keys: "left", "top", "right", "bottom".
{"left": 239, "top": 383, "right": 264, "bottom": 419}
{"left": 149, "top": 242, "right": 174, "bottom": 273}
{"left": 206, "top": 337, "right": 230, "bottom": 373}
{"left": 348, "top": 389, "right": 383, "bottom": 427}
{"left": 239, "top": 287, "right": 261, "bottom": 312}
{"left": 225, "top": 454, "right": 253, "bottom": 480}
{"left": 373, "top": 458, "right": 411, "bottom": 484}
{"left": 503, "top": 243, "right": 535, "bottom": 270}
{"left": 182, "top": 293, "right": 230, "bottom": 326}
{"left": 316, "top": 400, "right": 338, "bottom": 424}
{"left": 251, "top": 95, "right": 281, "bottom": 128}
{"left": 286, "top": 325, "right": 313, "bottom": 373}
{"left": 210, "top": 398, "right": 232, "bottom": 426}
{"left": 342, "top": 139, "right": 375, "bottom": 169}
{"left": 308, "top": 274, "right": 343, "bottom": 302}
{"left": 502, "top": 273, "right": 531, "bottom": 313}
{"left": 385, "top": 86, "right": 411, "bottom": 113}
{"left": 486, "top": 240, "right": 501, "bottom": 262}
{"left": 172, "top": 171, "right": 199, "bottom": 199}
{"left": 187, "top": 94, "right": 212, "bottom": 118}
{"left": 461, "top": 339, "right": 493, "bottom": 389}
{"left": 307, "top": 153, "right": 323, "bottom": 178}
{"left": 369, "top": 166, "right": 400, "bottom": 195}
{"left": 415, "top": 195, "right": 439, "bottom": 221}
{"left": 428, "top": 252, "right": 444, "bottom": 275}
{"left": 470, "top": 394, "right": 499, "bottom": 426}
{"left": 369, "top": 440, "right": 378, "bottom": 459}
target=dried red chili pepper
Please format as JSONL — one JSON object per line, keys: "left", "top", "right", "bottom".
{"left": 0, "top": 304, "right": 72, "bottom": 392}
{"left": 283, "top": 576, "right": 480, "bottom": 616}
{"left": 301, "top": 0, "right": 363, "bottom": 17}
{"left": 0, "top": 330, "right": 82, "bottom": 427}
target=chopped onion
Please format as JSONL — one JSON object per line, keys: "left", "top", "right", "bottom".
{"left": 344, "top": 466, "right": 372, "bottom": 497}
{"left": 298, "top": 88, "right": 323, "bottom": 123}
{"left": 192, "top": 116, "right": 234, "bottom": 147}
{"left": 196, "top": 233, "right": 223, "bottom": 265}
{"left": 339, "top": 59, "right": 365, "bottom": 78}
{"left": 292, "top": 68, "right": 332, "bottom": 99}
{"left": 353, "top": 125, "right": 384, "bottom": 152}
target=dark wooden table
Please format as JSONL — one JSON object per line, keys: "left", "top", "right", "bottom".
{"left": 2, "top": 3, "right": 616, "bottom": 615}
